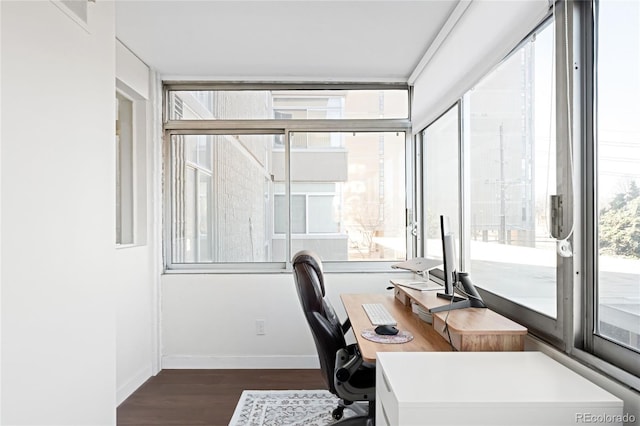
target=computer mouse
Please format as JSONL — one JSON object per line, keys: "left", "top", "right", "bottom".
{"left": 375, "top": 325, "right": 399, "bottom": 336}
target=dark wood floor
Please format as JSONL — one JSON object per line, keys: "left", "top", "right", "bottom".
{"left": 117, "top": 369, "right": 326, "bottom": 426}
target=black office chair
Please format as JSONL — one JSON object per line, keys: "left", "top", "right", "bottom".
{"left": 292, "top": 250, "right": 375, "bottom": 426}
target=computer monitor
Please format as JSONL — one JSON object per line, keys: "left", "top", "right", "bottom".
{"left": 436, "top": 215, "right": 464, "bottom": 301}
{"left": 430, "top": 215, "right": 487, "bottom": 313}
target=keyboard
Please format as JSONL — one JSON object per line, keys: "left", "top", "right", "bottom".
{"left": 362, "top": 303, "right": 397, "bottom": 326}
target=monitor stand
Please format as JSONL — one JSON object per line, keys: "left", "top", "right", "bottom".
{"left": 436, "top": 292, "right": 466, "bottom": 303}
{"left": 430, "top": 272, "right": 487, "bottom": 313}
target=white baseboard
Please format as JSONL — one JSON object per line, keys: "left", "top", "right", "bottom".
{"left": 117, "top": 365, "right": 153, "bottom": 406}
{"left": 161, "top": 355, "right": 320, "bottom": 369}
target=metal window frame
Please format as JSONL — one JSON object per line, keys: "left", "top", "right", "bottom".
{"left": 470, "top": 10, "right": 567, "bottom": 345}
{"left": 579, "top": 0, "right": 640, "bottom": 381}
{"left": 163, "top": 83, "right": 413, "bottom": 273}
{"left": 415, "top": 13, "right": 567, "bottom": 346}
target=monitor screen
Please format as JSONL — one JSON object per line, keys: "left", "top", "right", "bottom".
{"left": 440, "top": 215, "right": 458, "bottom": 297}
{"left": 431, "top": 214, "right": 487, "bottom": 313}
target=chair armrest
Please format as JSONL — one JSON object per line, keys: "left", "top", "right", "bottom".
{"left": 334, "top": 348, "right": 376, "bottom": 402}
{"left": 335, "top": 347, "right": 363, "bottom": 382}
{"left": 341, "top": 318, "right": 352, "bottom": 334}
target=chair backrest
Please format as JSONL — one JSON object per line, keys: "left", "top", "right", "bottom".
{"left": 292, "top": 250, "right": 347, "bottom": 393}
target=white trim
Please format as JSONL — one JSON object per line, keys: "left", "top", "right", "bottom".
{"left": 162, "top": 355, "right": 320, "bottom": 369}
{"left": 150, "top": 72, "right": 164, "bottom": 376}
{"left": 117, "top": 365, "right": 152, "bottom": 406}
{"left": 408, "top": 0, "right": 473, "bottom": 85}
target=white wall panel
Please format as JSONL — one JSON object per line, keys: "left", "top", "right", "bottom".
{"left": 161, "top": 272, "right": 412, "bottom": 368}
{"left": 115, "top": 44, "right": 156, "bottom": 405}
{"left": 1, "top": 1, "right": 116, "bottom": 423}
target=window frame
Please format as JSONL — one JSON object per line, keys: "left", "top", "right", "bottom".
{"left": 416, "top": 14, "right": 568, "bottom": 347}
{"left": 163, "top": 83, "right": 413, "bottom": 272}
{"left": 414, "top": 0, "right": 640, "bottom": 387}
{"left": 416, "top": 102, "right": 462, "bottom": 261}
{"left": 468, "top": 13, "right": 568, "bottom": 345}
{"left": 116, "top": 90, "right": 134, "bottom": 245}
{"left": 579, "top": 0, "right": 640, "bottom": 381}
{"left": 115, "top": 83, "right": 147, "bottom": 248}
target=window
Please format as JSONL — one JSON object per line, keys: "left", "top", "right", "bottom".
{"left": 415, "top": 0, "right": 640, "bottom": 387}
{"left": 287, "top": 131, "right": 406, "bottom": 262}
{"left": 465, "top": 20, "right": 558, "bottom": 319}
{"left": 168, "top": 87, "right": 409, "bottom": 120}
{"left": 116, "top": 91, "right": 134, "bottom": 245}
{"left": 590, "top": 0, "right": 640, "bottom": 376}
{"left": 421, "top": 105, "right": 461, "bottom": 261}
{"left": 164, "top": 84, "right": 411, "bottom": 269}
{"left": 417, "top": 18, "right": 562, "bottom": 342}
{"left": 274, "top": 186, "right": 339, "bottom": 234}
{"left": 170, "top": 133, "right": 283, "bottom": 263}
{"left": 116, "top": 80, "right": 147, "bottom": 248}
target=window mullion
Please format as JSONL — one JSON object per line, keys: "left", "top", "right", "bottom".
{"left": 285, "top": 130, "right": 292, "bottom": 267}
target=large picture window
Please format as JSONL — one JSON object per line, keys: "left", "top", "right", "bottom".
{"left": 591, "top": 0, "right": 640, "bottom": 376}
{"left": 418, "top": 17, "right": 562, "bottom": 342}
{"left": 164, "top": 84, "right": 411, "bottom": 269}
{"left": 466, "top": 19, "right": 557, "bottom": 319}
{"left": 415, "top": 0, "right": 639, "bottom": 390}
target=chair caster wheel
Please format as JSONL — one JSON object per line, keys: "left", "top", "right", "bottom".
{"left": 332, "top": 407, "right": 344, "bottom": 420}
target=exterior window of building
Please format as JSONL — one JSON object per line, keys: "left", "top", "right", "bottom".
{"left": 274, "top": 186, "right": 339, "bottom": 235}
{"left": 465, "top": 20, "right": 557, "bottom": 318}
{"left": 116, "top": 91, "right": 134, "bottom": 245}
{"left": 286, "top": 131, "right": 406, "bottom": 262}
{"left": 591, "top": 0, "right": 640, "bottom": 373}
{"left": 164, "top": 85, "right": 410, "bottom": 268}
{"left": 421, "top": 105, "right": 460, "bottom": 261}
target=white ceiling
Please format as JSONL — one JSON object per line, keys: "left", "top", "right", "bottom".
{"left": 115, "top": 0, "right": 460, "bottom": 82}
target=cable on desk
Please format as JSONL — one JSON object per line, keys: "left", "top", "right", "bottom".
{"left": 442, "top": 294, "right": 457, "bottom": 352}
{"left": 454, "top": 282, "right": 484, "bottom": 302}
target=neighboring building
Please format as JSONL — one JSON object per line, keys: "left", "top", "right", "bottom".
{"left": 469, "top": 42, "right": 536, "bottom": 248}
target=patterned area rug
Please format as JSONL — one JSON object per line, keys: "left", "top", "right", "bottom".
{"left": 228, "top": 390, "right": 351, "bottom": 426}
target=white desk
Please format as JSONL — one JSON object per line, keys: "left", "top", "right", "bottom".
{"left": 376, "top": 351, "right": 623, "bottom": 426}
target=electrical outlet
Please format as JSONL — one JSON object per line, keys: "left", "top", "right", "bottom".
{"left": 256, "top": 319, "right": 266, "bottom": 335}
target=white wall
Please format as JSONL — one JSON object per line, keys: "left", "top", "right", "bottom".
{"left": 161, "top": 272, "right": 411, "bottom": 368}
{"left": 115, "top": 246, "right": 155, "bottom": 404}
{"left": 1, "top": 1, "right": 116, "bottom": 424}
{"left": 114, "top": 40, "right": 159, "bottom": 405}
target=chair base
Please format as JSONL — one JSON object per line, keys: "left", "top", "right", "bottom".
{"left": 333, "top": 400, "right": 375, "bottom": 426}
{"left": 337, "top": 400, "right": 368, "bottom": 417}
{"left": 332, "top": 415, "right": 374, "bottom": 426}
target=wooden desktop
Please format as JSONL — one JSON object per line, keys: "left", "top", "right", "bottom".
{"left": 341, "top": 293, "right": 452, "bottom": 363}
{"left": 341, "top": 282, "right": 527, "bottom": 362}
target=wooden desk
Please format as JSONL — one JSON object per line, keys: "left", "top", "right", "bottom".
{"left": 341, "top": 286, "right": 527, "bottom": 362}
{"left": 393, "top": 285, "right": 527, "bottom": 352}
{"left": 341, "top": 293, "right": 452, "bottom": 363}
